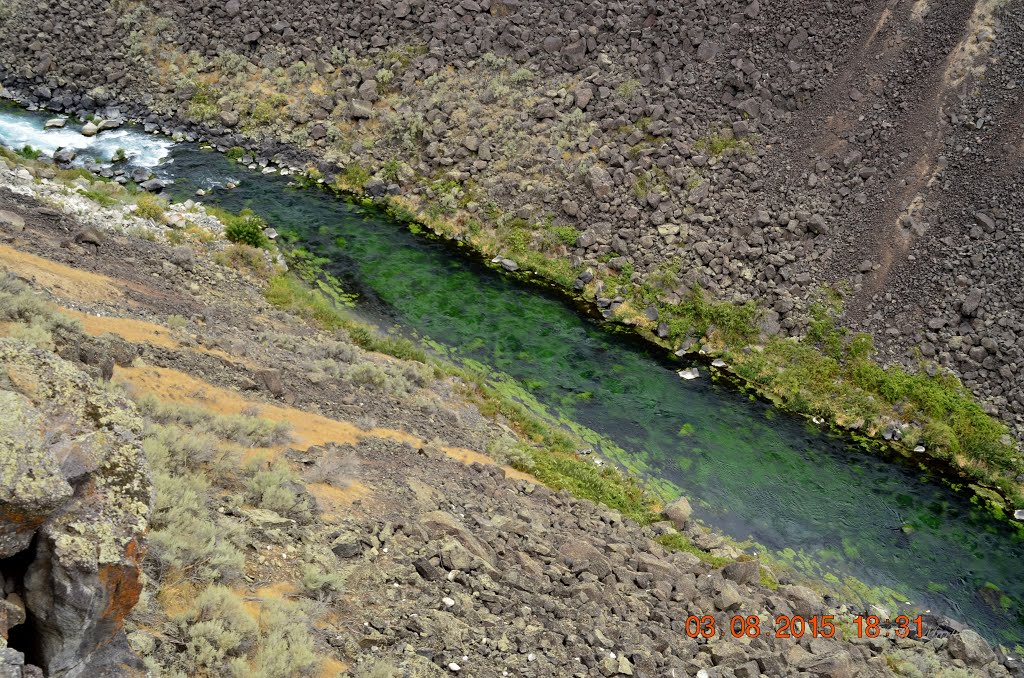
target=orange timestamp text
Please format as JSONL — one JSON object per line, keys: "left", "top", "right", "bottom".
{"left": 683, "top": 614, "right": 924, "bottom": 639}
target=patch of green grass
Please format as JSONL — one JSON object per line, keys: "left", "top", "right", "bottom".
{"left": 265, "top": 274, "right": 347, "bottom": 330}
{"left": 213, "top": 243, "right": 276, "bottom": 279}
{"left": 616, "top": 79, "right": 641, "bottom": 99}
{"left": 659, "top": 284, "right": 759, "bottom": 345}
{"left": 503, "top": 227, "right": 531, "bottom": 255}
{"left": 655, "top": 533, "right": 731, "bottom": 567}
{"left": 15, "top": 145, "right": 43, "bottom": 160}
{"left": 722, "top": 294, "right": 1022, "bottom": 505}
{"left": 80, "top": 189, "right": 120, "bottom": 208}
{"left": 264, "top": 274, "right": 427, "bottom": 363}
{"left": 693, "top": 132, "right": 751, "bottom": 157}
{"left": 546, "top": 225, "right": 578, "bottom": 249}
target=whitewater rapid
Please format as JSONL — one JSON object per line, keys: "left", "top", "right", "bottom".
{"left": 0, "top": 110, "right": 173, "bottom": 168}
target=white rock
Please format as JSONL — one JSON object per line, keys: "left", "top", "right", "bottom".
{"left": 44, "top": 118, "right": 66, "bottom": 129}
{"left": 711, "top": 358, "right": 726, "bottom": 367}
{"left": 448, "top": 663, "right": 461, "bottom": 672}
{"left": 1014, "top": 509, "right": 1023, "bottom": 520}
{"left": 913, "top": 445, "right": 926, "bottom": 453}
{"left": 442, "top": 597, "right": 455, "bottom": 608}
{"left": 678, "top": 367, "right": 699, "bottom": 380}
{"left": 81, "top": 121, "right": 99, "bottom": 137}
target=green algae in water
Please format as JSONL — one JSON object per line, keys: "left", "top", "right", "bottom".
{"left": 155, "top": 145, "right": 1024, "bottom": 645}
{"left": 141, "top": 141, "right": 1024, "bottom": 645}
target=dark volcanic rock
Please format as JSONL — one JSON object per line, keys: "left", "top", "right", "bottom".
{"left": 0, "top": 340, "right": 150, "bottom": 678}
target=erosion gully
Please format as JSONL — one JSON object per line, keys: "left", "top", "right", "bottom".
{"left": 2, "top": 105, "right": 1021, "bottom": 647}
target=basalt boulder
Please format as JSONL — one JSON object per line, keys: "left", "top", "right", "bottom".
{"left": 0, "top": 340, "right": 151, "bottom": 678}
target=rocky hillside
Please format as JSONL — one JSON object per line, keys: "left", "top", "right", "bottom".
{"left": 1, "top": 134, "right": 1020, "bottom": 676}
{"left": 1, "top": 0, "right": 1022, "bottom": 489}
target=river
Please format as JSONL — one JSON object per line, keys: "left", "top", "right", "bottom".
{"left": 2, "top": 103, "right": 1021, "bottom": 647}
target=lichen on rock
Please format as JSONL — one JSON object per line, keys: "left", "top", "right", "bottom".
{"left": 0, "top": 338, "right": 151, "bottom": 678}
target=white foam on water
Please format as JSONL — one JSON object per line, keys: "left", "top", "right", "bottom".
{"left": 0, "top": 109, "right": 174, "bottom": 167}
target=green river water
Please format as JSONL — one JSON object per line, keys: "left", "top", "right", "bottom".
{"left": 1, "top": 106, "right": 1022, "bottom": 647}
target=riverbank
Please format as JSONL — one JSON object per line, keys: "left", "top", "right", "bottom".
{"left": 353, "top": 180, "right": 1024, "bottom": 516}
{"left": 5, "top": 78, "right": 1018, "bottom": 514}
{"left": 4, "top": 105, "right": 1024, "bottom": 650}
{"left": 9, "top": 139, "right": 1019, "bottom": 677}
{"left": 4, "top": 0, "right": 1024, "bottom": 506}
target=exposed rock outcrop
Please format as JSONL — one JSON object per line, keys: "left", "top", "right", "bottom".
{"left": 0, "top": 340, "right": 150, "bottom": 678}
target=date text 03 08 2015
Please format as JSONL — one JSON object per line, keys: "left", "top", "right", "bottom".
{"left": 684, "top": 615, "right": 925, "bottom": 640}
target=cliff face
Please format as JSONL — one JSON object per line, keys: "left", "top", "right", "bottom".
{"left": 0, "top": 338, "right": 150, "bottom": 678}
{"left": 2, "top": 0, "right": 1023, "bottom": 452}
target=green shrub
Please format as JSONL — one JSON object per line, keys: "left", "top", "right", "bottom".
{"left": 0, "top": 276, "right": 82, "bottom": 349}
{"left": 245, "top": 461, "right": 313, "bottom": 522}
{"left": 229, "top": 599, "right": 317, "bottom": 678}
{"left": 509, "top": 67, "right": 534, "bottom": 85}
{"left": 186, "top": 82, "right": 220, "bottom": 122}
{"left": 148, "top": 475, "right": 247, "bottom": 583}
{"left": 299, "top": 563, "right": 347, "bottom": 602}
{"left": 135, "top": 193, "right": 168, "bottom": 221}
{"left": 145, "top": 434, "right": 246, "bottom": 584}
{"left": 348, "top": 362, "right": 389, "bottom": 388}
{"left": 381, "top": 159, "right": 403, "bottom": 183}
{"left": 487, "top": 437, "right": 538, "bottom": 474}
{"left": 137, "top": 394, "right": 291, "bottom": 446}
{"left": 616, "top": 79, "right": 642, "bottom": 98}
{"left": 343, "top": 162, "right": 371, "bottom": 189}
{"left": 223, "top": 209, "right": 270, "bottom": 248}
{"left": 5, "top": 321, "right": 56, "bottom": 349}
{"left": 503, "top": 227, "right": 531, "bottom": 255}
{"left": 175, "top": 586, "right": 258, "bottom": 673}
{"left": 306, "top": 446, "right": 357, "bottom": 485}
{"left": 15, "top": 145, "right": 42, "bottom": 160}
